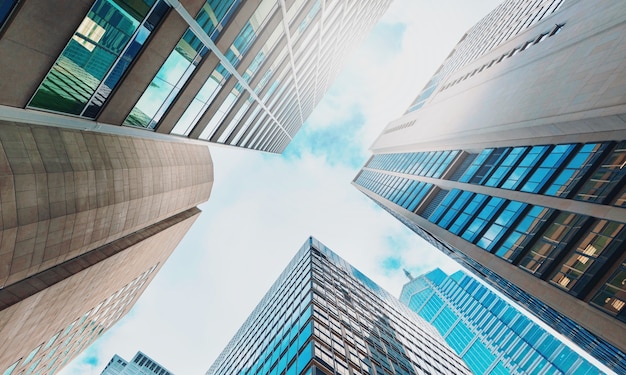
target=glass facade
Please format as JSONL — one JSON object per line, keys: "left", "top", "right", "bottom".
{"left": 207, "top": 237, "right": 472, "bottom": 375}
{"left": 29, "top": 0, "right": 169, "bottom": 118}
{"left": 400, "top": 269, "right": 603, "bottom": 374}
{"left": 18, "top": 0, "right": 390, "bottom": 152}
{"left": 100, "top": 351, "right": 173, "bottom": 375}
{"left": 354, "top": 140, "right": 626, "bottom": 372}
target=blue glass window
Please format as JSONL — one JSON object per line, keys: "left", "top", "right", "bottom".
{"left": 544, "top": 143, "right": 607, "bottom": 197}
{"left": 439, "top": 191, "right": 476, "bottom": 230}
{"left": 501, "top": 145, "right": 548, "bottom": 190}
{"left": 476, "top": 200, "right": 527, "bottom": 251}
{"left": 124, "top": 0, "right": 240, "bottom": 128}
{"left": 0, "top": 0, "right": 17, "bottom": 29}
{"left": 29, "top": 0, "right": 168, "bottom": 118}
{"left": 574, "top": 141, "right": 626, "bottom": 204}
{"left": 448, "top": 193, "right": 487, "bottom": 235}
{"left": 495, "top": 206, "right": 552, "bottom": 261}
{"left": 484, "top": 147, "right": 527, "bottom": 187}
{"left": 521, "top": 144, "right": 575, "bottom": 193}
{"left": 461, "top": 197, "right": 505, "bottom": 243}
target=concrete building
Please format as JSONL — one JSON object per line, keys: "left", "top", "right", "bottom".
{"left": 207, "top": 237, "right": 472, "bottom": 375}
{"left": 0, "top": 122, "right": 213, "bottom": 374}
{"left": 400, "top": 268, "right": 606, "bottom": 374}
{"left": 0, "top": 0, "right": 391, "bottom": 152}
{"left": 353, "top": 0, "right": 626, "bottom": 372}
{"left": 100, "top": 351, "right": 173, "bottom": 375}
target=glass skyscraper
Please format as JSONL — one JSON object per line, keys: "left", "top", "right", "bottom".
{"left": 400, "top": 268, "right": 605, "bottom": 374}
{"left": 100, "top": 351, "right": 173, "bottom": 375}
{"left": 207, "top": 237, "right": 472, "bottom": 375}
{"left": 1, "top": 0, "right": 391, "bottom": 152}
{"left": 353, "top": 0, "right": 626, "bottom": 372}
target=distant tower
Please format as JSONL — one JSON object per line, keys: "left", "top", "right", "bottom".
{"left": 101, "top": 352, "right": 173, "bottom": 375}
{"left": 400, "top": 268, "right": 607, "bottom": 374}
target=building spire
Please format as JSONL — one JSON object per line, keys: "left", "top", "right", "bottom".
{"left": 403, "top": 269, "right": 414, "bottom": 281}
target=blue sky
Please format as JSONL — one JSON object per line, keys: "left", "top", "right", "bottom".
{"left": 59, "top": 1, "right": 505, "bottom": 374}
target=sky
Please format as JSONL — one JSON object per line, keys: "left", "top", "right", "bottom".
{"left": 59, "top": 0, "right": 504, "bottom": 373}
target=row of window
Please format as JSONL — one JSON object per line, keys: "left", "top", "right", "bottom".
{"left": 440, "top": 23, "right": 563, "bottom": 92}
{"left": 365, "top": 141, "right": 626, "bottom": 208}
{"left": 355, "top": 170, "right": 434, "bottom": 214}
{"left": 404, "top": 269, "right": 601, "bottom": 374}
{"left": 376, "top": 203, "right": 626, "bottom": 372}
{"left": 2, "top": 264, "right": 157, "bottom": 375}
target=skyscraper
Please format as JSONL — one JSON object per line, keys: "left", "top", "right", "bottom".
{"left": 1, "top": 0, "right": 390, "bottom": 372}
{"left": 100, "top": 351, "right": 173, "bottom": 375}
{"left": 400, "top": 268, "right": 606, "bottom": 374}
{"left": 353, "top": 0, "right": 626, "bottom": 372}
{"left": 207, "top": 237, "right": 472, "bottom": 375}
{"left": 0, "top": 0, "right": 392, "bottom": 152}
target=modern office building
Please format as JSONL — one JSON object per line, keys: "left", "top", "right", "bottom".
{"left": 353, "top": 0, "right": 626, "bottom": 372}
{"left": 0, "top": 0, "right": 391, "bottom": 153}
{"left": 207, "top": 237, "right": 472, "bottom": 375}
{"left": 100, "top": 351, "right": 173, "bottom": 375}
{"left": 400, "top": 268, "right": 606, "bottom": 375}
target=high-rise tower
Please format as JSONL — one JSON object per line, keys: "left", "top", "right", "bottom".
{"left": 400, "top": 268, "right": 606, "bottom": 374}
{"left": 207, "top": 237, "right": 472, "bottom": 375}
{"left": 353, "top": 0, "right": 626, "bottom": 372}
{"left": 0, "top": 0, "right": 392, "bottom": 152}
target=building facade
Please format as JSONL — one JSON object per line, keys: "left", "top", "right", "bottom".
{"left": 0, "top": 120, "right": 212, "bottom": 374}
{"left": 207, "top": 237, "right": 472, "bottom": 375}
{"left": 100, "top": 351, "right": 173, "bottom": 375}
{"left": 353, "top": 0, "right": 626, "bottom": 372}
{"left": 400, "top": 268, "right": 606, "bottom": 374}
{"left": 0, "top": 0, "right": 391, "bottom": 152}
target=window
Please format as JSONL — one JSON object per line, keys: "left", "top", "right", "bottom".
{"left": 550, "top": 220, "right": 625, "bottom": 293}
{"left": 591, "top": 262, "right": 626, "bottom": 318}
{"left": 520, "top": 144, "right": 574, "bottom": 193}
{"left": 124, "top": 0, "right": 240, "bottom": 128}
{"left": 0, "top": 0, "right": 18, "bottom": 30}
{"left": 544, "top": 143, "right": 607, "bottom": 197}
{"left": 519, "top": 212, "right": 587, "bottom": 276}
{"left": 29, "top": 0, "right": 169, "bottom": 118}
{"left": 495, "top": 206, "right": 552, "bottom": 262}
{"left": 574, "top": 141, "right": 626, "bottom": 204}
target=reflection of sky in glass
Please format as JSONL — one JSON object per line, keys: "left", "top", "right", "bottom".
{"left": 217, "top": 96, "right": 254, "bottom": 143}
{"left": 171, "top": 64, "right": 229, "bottom": 135}
{"left": 126, "top": 47, "right": 195, "bottom": 127}
{"left": 30, "top": 0, "right": 149, "bottom": 116}
{"left": 199, "top": 89, "right": 238, "bottom": 139}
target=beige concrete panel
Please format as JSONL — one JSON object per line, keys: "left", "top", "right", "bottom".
{"left": 0, "top": 209, "right": 200, "bottom": 373}
{"left": 0, "top": 0, "right": 92, "bottom": 107}
{"left": 0, "top": 121, "right": 213, "bottom": 288}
